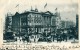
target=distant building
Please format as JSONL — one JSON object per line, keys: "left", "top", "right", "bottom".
{"left": 5, "top": 13, "right": 12, "bottom": 32}
{"left": 61, "top": 20, "right": 76, "bottom": 29}
{"left": 55, "top": 12, "right": 61, "bottom": 29}
{"left": 76, "top": 14, "right": 78, "bottom": 32}
{"left": 76, "top": 14, "right": 78, "bottom": 39}
{"left": 61, "top": 21, "right": 65, "bottom": 29}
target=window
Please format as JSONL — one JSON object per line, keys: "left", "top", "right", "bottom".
{"left": 39, "top": 28, "right": 41, "bottom": 32}
{"left": 23, "top": 23, "right": 26, "bottom": 25}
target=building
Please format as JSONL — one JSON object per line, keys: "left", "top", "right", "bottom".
{"left": 61, "top": 20, "right": 76, "bottom": 29}
{"left": 76, "top": 14, "right": 78, "bottom": 33}
{"left": 4, "top": 8, "right": 61, "bottom": 42}
{"left": 4, "top": 13, "right": 14, "bottom": 40}
{"left": 76, "top": 14, "right": 78, "bottom": 39}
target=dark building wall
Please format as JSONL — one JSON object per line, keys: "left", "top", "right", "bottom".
{"left": 12, "top": 12, "right": 29, "bottom": 35}
{"left": 76, "top": 14, "right": 78, "bottom": 39}
{"left": 5, "top": 16, "right": 10, "bottom": 31}
{"left": 12, "top": 14, "right": 20, "bottom": 34}
{"left": 76, "top": 14, "right": 78, "bottom": 31}
{"left": 5, "top": 15, "right": 12, "bottom": 32}
{"left": 20, "top": 14, "right": 28, "bottom": 34}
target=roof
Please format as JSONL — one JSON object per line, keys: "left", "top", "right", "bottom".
{"left": 10, "top": 10, "right": 56, "bottom": 17}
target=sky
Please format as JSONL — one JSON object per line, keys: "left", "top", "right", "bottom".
{"left": 0, "top": 0, "right": 78, "bottom": 22}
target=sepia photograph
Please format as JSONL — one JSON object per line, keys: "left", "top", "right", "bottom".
{"left": 0, "top": 0, "right": 79, "bottom": 50}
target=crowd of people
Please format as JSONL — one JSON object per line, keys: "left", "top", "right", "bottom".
{"left": 4, "top": 27, "right": 78, "bottom": 43}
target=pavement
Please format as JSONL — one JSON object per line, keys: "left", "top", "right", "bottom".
{"left": 1, "top": 39, "right": 79, "bottom": 50}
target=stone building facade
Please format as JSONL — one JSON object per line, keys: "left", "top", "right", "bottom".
{"left": 4, "top": 8, "right": 61, "bottom": 42}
